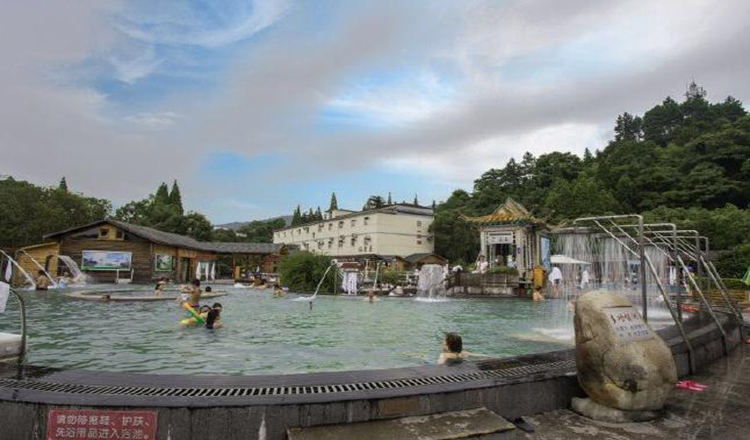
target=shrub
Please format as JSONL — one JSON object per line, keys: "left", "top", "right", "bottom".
{"left": 486, "top": 266, "right": 519, "bottom": 276}
{"left": 278, "top": 252, "right": 338, "bottom": 294}
{"left": 379, "top": 268, "right": 405, "bottom": 286}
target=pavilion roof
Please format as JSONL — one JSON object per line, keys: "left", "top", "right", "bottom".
{"left": 462, "top": 198, "right": 543, "bottom": 226}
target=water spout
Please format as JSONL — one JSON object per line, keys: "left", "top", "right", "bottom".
{"left": 416, "top": 264, "right": 447, "bottom": 302}
{"left": 0, "top": 250, "right": 36, "bottom": 288}
{"left": 19, "top": 250, "right": 58, "bottom": 288}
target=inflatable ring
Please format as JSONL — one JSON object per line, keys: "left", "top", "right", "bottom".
{"left": 183, "top": 303, "right": 205, "bottom": 324}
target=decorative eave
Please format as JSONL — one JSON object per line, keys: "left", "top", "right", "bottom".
{"left": 461, "top": 198, "right": 547, "bottom": 228}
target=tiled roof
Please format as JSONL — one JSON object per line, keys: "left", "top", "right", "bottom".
{"left": 462, "top": 198, "right": 542, "bottom": 226}
{"left": 44, "top": 219, "right": 282, "bottom": 255}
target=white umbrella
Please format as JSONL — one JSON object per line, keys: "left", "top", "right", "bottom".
{"left": 550, "top": 254, "right": 591, "bottom": 265}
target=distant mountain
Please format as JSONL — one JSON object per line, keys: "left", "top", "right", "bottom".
{"left": 214, "top": 215, "right": 293, "bottom": 230}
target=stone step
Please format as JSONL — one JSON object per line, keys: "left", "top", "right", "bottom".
{"left": 287, "top": 407, "right": 516, "bottom": 440}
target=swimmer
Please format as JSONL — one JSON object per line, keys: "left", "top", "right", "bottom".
{"left": 205, "top": 286, "right": 212, "bottom": 293}
{"left": 366, "top": 288, "right": 377, "bottom": 303}
{"left": 273, "top": 283, "right": 284, "bottom": 297}
{"left": 532, "top": 287, "right": 545, "bottom": 302}
{"left": 437, "top": 333, "right": 490, "bottom": 365}
{"left": 205, "top": 303, "right": 223, "bottom": 329}
{"left": 154, "top": 277, "right": 167, "bottom": 296}
{"left": 35, "top": 270, "right": 51, "bottom": 291}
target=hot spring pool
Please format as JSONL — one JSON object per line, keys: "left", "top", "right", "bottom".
{"left": 2, "top": 286, "right": 581, "bottom": 376}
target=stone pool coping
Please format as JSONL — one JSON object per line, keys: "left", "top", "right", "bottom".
{"left": 0, "top": 313, "right": 739, "bottom": 409}
{"left": 63, "top": 289, "right": 228, "bottom": 302}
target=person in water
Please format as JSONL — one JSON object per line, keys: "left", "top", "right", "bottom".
{"left": 205, "top": 286, "right": 212, "bottom": 293}
{"left": 35, "top": 270, "right": 51, "bottom": 290}
{"left": 273, "top": 283, "right": 284, "bottom": 297}
{"left": 205, "top": 303, "right": 223, "bottom": 329}
{"left": 532, "top": 286, "right": 545, "bottom": 302}
{"left": 154, "top": 277, "right": 167, "bottom": 296}
{"left": 437, "top": 333, "right": 490, "bottom": 365}
{"left": 181, "top": 278, "right": 202, "bottom": 309}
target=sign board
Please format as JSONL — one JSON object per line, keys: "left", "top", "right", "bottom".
{"left": 487, "top": 233, "right": 514, "bottom": 245}
{"left": 602, "top": 306, "right": 653, "bottom": 343}
{"left": 47, "top": 409, "right": 157, "bottom": 440}
{"left": 81, "top": 251, "right": 132, "bottom": 271}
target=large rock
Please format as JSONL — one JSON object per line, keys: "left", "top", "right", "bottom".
{"left": 574, "top": 290, "right": 677, "bottom": 412}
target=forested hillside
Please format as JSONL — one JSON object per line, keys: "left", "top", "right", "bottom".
{"left": 431, "top": 83, "right": 750, "bottom": 276}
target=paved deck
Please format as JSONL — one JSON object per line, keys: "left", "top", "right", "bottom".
{"left": 513, "top": 344, "right": 750, "bottom": 440}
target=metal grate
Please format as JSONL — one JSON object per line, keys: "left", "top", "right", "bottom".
{"left": 0, "top": 357, "right": 575, "bottom": 399}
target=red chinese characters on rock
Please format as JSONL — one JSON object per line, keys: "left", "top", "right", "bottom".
{"left": 47, "top": 410, "right": 157, "bottom": 440}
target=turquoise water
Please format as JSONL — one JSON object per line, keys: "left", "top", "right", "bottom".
{"left": 0, "top": 287, "right": 572, "bottom": 376}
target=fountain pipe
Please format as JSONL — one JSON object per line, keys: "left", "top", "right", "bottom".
{"left": 18, "top": 250, "right": 57, "bottom": 288}
{"left": 309, "top": 261, "right": 337, "bottom": 309}
{"left": 0, "top": 250, "right": 36, "bottom": 288}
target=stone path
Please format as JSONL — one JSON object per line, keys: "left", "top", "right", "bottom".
{"left": 513, "top": 344, "right": 750, "bottom": 440}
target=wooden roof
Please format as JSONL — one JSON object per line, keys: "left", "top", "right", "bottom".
{"left": 44, "top": 220, "right": 283, "bottom": 255}
{"left": 462, "top": 198, "right": 543, "bottom": 226}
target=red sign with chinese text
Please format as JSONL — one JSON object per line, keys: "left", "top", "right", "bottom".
{"left": 47, "top": 409, "right": 157, "bottom": 440}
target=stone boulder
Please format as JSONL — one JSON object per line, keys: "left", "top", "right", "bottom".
{"left": 574, "top": 290, "right": 677, "bottom": 412}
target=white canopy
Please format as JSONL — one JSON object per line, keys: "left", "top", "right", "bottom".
{"left": 550, "top": 254, "right": 591, "bottom": 265}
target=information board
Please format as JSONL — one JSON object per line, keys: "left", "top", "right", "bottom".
{"left": 47, "top": 409, "right": 157, "bottom": 439}
{"left": 602, "top": 306, "right": 653, "bottom": 343}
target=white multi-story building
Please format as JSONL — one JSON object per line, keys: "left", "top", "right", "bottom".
{"left": 272, "top": 204, "right": 434, "bottom": 258}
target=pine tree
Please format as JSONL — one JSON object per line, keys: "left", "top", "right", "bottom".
{"left": 169, "top": 180, "right": 184, "bottom": 215}
{"left": 155, "top": 182, "right": 170, "bottom": 206}
{"left": 329, "top": 192, "right": 338, "bottom": 211}
{"left": 431, "top": 200, "right": 436, "bottom": 210}
{"left": 292, "top": 205, "right": 302, "bottom": 225}
{"left": 58, "top": 177, "right": 68, "bottom": 192}
{"left": 387, "top": 192, "right": 392, "bottom": 205}
{"left": 315, "top": 206, "right": 323, "bottom": 220}
{"left": 583, "top": 148, "right": 594, "bottom": 164}
{"left": 413, "top": 194, "right": 419, "bottom": 205}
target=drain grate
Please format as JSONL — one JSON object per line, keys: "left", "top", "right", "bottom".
{"left": 0, "top": 357, "right": 575, "bottom": 399}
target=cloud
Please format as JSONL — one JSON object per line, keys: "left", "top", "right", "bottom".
{"left": 1, "top": 0, "right": 749, "bottom": 223}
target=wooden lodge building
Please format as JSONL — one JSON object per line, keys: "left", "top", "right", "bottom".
{"left": 14, "top": 219, "right": 289, "bottom": 285}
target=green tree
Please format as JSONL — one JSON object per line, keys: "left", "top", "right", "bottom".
{"left": 238, "top": 218, "right": 286, "bottom": 243}
{"left": 292, "top": 205, "right": 302, "bottom": 226}
{"left": 58, "top": 177, "right": 68, "bottom": 192}
{"left": 169, "top": 180, "right": 184, "bottom": 215}
{"left": 278, "top": 251, "right": 337, "bottom": 293}
{"left": 387, "top": 192, "right": 392, "bottom": 205}
{"left": 429, "top": 190, "right": 479, "bottom": 264}
{"left": 329, "top": 192, "right": 338, "bottom": 211}
{"left": 363, "top": 195, "right": 386, "bottom": 210}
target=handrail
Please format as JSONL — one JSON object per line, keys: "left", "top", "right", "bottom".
{"left": 7, "top": 286, "right": 27, "bottom": 364}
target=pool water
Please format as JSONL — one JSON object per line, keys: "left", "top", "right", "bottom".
{"left": 1, "top": 287, "right": 574, "bottom": 376}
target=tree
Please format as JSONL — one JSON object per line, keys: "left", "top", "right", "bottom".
{"left": 169, "top": 180, "right": 184, "bottom": 215}
{"left": 58, "top": 177, "right": 68, "bottom": 192}
{"left": 363, "top": 195, "right": 386, "bottom": 210}
{"left": 387, "top": 192, "right": 392, "bottom": 205}
{"left": 315, "top": 206, "right": 323, "bottom": 220}
{"left": 154, "top": 182, "right": 170, "bottom": 206}
{"left": 413, "top": 194, "right": 419, "bottom": 205}
{"left": 278, "top": 251, "right": 338, "bottom": 293}
{"left": 182, "top": 212, "right": 213, "bottom": 241}
{"left": 543, "top": 175, "right": 622, "bottom": 221}
{"left": 292, "top": 205, "right": 302, "bottom": 226}
{"left": 329, "top": 192, "right": 338, "bottom": 211}
{"left": 237, "top": 218, "right": 286, "bottom": 243}
{"left": 429, "top": 190, "right": 479, "bottom": 264}
{"left": 614, "top": 112, "right": 643, "bottom": 141}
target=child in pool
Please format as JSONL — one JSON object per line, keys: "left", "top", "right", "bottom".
{"left": 154, "top": 277, "right": 167, "bottom": 296}
{"left": 273, "top": 283, "right": 284, "bottom": 297}
{"left": 205, "top": 303, "right": 223, "bottom": 329}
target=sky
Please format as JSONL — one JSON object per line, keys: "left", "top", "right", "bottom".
{"left": 1, "top": 0, "right": 750, "bottom": 224}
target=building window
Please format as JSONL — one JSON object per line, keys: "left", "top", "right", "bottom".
{"left": 417, "top": 221, "right": 422, "bottom": 227}
{"left": 351, "top": 219, "right": 356, "bottom": 227}
{"left": 328, "top": 223, "right": 333, "bottom": 230}
{"left": 312, "top": 232, "right": 316, "bottom": 238}
{"left": 304, "top": 227, "right": 309, "bottom": 233}
{"left": 417, "top": 240, "right": 422, "bottom": 245}
{"left": 99, "top": 228, "right": 109, "bottom": 238}
{"left": 350, "top": 236, "right": 356, "bottom": 246}
{"left": 115, "top": 229, "right": 124, "bottom": 239}
{"left": 338, "top": 221, "right": 344, "bottom": 229}
{"left": 364, "top": 216, "right": 370, "bottom": 225}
